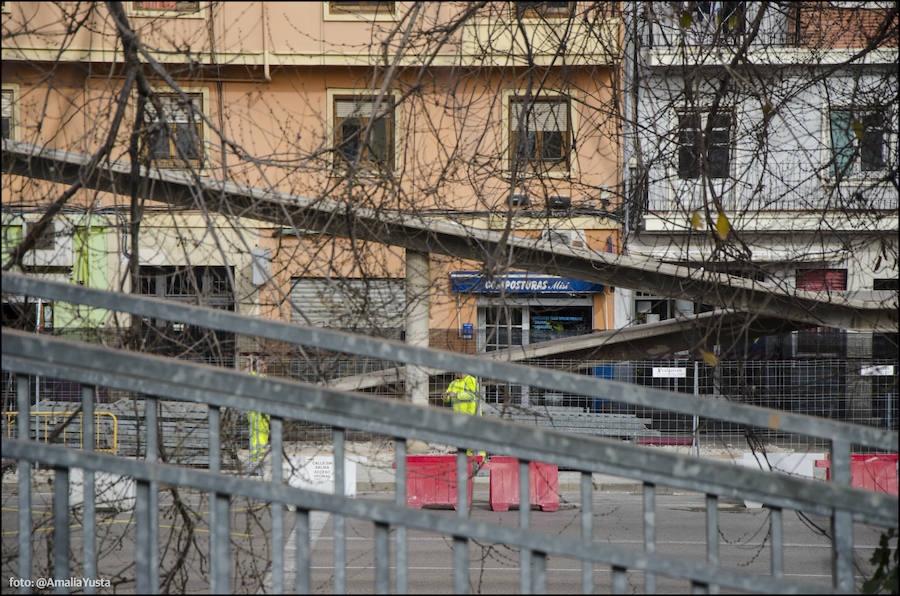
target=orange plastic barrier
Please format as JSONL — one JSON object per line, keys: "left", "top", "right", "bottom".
{"left": 815, "top": 453, "right": 898, "bottom": 495}
{"left": 488, "top": 457, "right": 559, "bottom": 512}
{"left": 405, "top": 455, "right": 480, "bottom": 510}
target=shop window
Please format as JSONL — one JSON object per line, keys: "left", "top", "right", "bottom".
{"left": 529, "top": 306, "right": 591, "bottom": 343}
{"left": 634, "top": 292, "right": 674, "bottom": 324}
{"left": 333, "top": 96, "right": 394, "bottom": 173}
{"left": 512, "top": 1, "right": 574, "bottom": 19}
{"left": 509, "top": 97, "right": 570, "bottom": 173}
{"left": 829, "top": 108, "right": 888, "bottom": 179}
{"left": 138, "top": 265, "right": 235, "bottom": 363}
{"left": 872, "top": 278, "right": 898, "bottom": 359}
{"left": 677, "top": 109, "right": 732, "bottom": 179}
{"left": 484, "top": 306, "right": 525, "bottom": 352}
{"left": 142, "top": 93, "right": 204, "bottom": 169}
{"left": 795, "top": 268, "right": 848, "bottom": 356}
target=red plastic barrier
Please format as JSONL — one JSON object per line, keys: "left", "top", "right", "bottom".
{"left": 815, "top": 454, "right": 898, "bottom": 495}
{"left": 405, "top": 455, "right": 478, "bottom": 510}
{"left": 488, "top": 457, "right": 559, "bottom": 512}
{"left": 850, "top": 454, "right": 898, "bottom": 495}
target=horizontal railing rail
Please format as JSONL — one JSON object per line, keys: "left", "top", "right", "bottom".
{"left": 2, "top": 438, "right": 841, "bottom": 595}
{"left": 4, "top": 329, "right": 897, "bottom": 527}
{"left": 4, "top": 273, "right": 894, "bottom": 451}
{"left": 3, "top": 274, "right": 897, "bottom": 593}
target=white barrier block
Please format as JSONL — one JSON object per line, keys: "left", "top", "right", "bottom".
{"left": 733, "top": 452, "right": 825, "bottom": 508}
{"left": 69, "top": 468, "right": 136, "bottom": 511}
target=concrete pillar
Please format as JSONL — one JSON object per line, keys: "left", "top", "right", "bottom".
{"left": 405, "top": 250, "right": 430, "bottom": 408}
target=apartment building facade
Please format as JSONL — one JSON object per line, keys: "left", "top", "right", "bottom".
{"left": 2, "top": 2, "right": 622, "bottom": 387}
{"left": 617, "top": 1, "right": 897, "bottom": 424}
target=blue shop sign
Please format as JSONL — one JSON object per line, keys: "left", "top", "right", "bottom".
{"left": 450, "top": 271, "right": 604, "bottom": 294}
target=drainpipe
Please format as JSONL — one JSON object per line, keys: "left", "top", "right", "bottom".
{"left": 261, "top": 2, "right": 271, "bottom": 82}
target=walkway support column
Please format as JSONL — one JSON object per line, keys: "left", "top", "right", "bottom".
{"left": 406, "top": 250, "right": 430, "bottom": 409}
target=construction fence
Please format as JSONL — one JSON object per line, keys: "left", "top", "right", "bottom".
{"left": 4, "top": 355, "right": 896, "bottom": 462}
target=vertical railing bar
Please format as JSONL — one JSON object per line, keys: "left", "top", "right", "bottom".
{"left": 271, "top": 417, "right": 284, "bottom": 594}
{"left": 145, "top": 396, "right": 159, "bottom": 594}
{"left": 581, "top": 472, "right": 593, "bottom": 594}
{"left": 82, "top": 386, "right": 96, "bottom": 594}
{"left": 295, "top": 509, "right": 311, "bottom": 594}
{"left": 374, "top": 522, "right": 390, "bottom": 594}
{"left": 208, "top": 406, "right": 217, "bottom": 585}
{"left": 532, "top": 551, "right": 547, "bottom": 594}
{"left": 831, "top": 438, "right": 853, "bottom": 592}
{"left": 706, "top": 493, "right": 719, "bottom": 595}
{"left": 53, "top": 465, "right": 70, "bottom": 594}
{"left": 453, "top": 447, "right": 469, "bottom": 594}
{"left": 519, "top": 458, "right": 531, "bottom": 594}
{"left": 769, "top": 506, "right": 783, "bottom": 579}
{"left": 334, "top": 427, "right": 346, "bottom": 594}
{"left": 611, "top": 565, "right": 627, "bottom": 595}
{"left": 643, "top": 482, "right": 656, "bottom": 593}
{"left": 135, "top": 479, "right": 150, "bottom": 594}
{"left": 17, "top": 375, "right": 32, "bottom": 593}
{"left": 208, "top": 405, "right": 228, "bottom": 593}
{"left": 395, "top": 437, "right": 407, "bottom": 594}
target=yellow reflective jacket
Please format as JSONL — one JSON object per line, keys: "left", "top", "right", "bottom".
{"left": 443, "top": 375, "right": 481, "bottom": 416}
{"left": 248, "top": 369, "right": 270, "bottom": 460}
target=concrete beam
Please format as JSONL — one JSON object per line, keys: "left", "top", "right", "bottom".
{"left": 3, "top": 139, "right": 896, "bottom": 332}
{"left": 325, "top": 309, "right": 799, "bottom": 392}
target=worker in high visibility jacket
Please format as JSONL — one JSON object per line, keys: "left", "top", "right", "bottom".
{"left": 247, "top": 356, "right": 270, "bottom": 467}
{"left": 443, "top": 372, "right": 485, "bottom": 456}
{"left": 443, "top": 372, "right": 482, "bottom": 416}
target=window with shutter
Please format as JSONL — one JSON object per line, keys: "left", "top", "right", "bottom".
{"left": 509, "top": 97, "right": 570, "bottom": 173}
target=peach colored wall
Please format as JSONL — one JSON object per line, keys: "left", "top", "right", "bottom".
{"left": 3, "top": 1, "right": 623, "bottom": 334}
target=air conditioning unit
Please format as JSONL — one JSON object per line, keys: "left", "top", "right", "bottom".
{"left": 546, "top": 194, "right": 571, "bottom": 210}
{"left": 509, "top": 192, "right": 530, "bottom": 208}
{"left": 541, "top": 229, "right": 586, "bottom": 248}
{"left": 22, "top": 220, "right": 73, "bottom": 267}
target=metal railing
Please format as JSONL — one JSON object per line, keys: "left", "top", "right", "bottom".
{"left": 2, "top": 273, "right": 898, "bottom": 593}
{"left": 4, "top": 410, "right": 118, "bottom": 454}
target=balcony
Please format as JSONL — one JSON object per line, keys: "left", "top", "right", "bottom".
{"left": 645, "top": 163, "right": 899, "bottom": 217}
{"left": 645, "top": 2, "right": 898, "bottom": 66}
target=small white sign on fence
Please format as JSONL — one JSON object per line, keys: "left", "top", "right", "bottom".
{"left": 652, "top": 367, "right": 687, "bottom": 378}
{"left": 284, "top": 454, "right": 357, "bottom": 497}
{"left": 861, "top": 365, "right": 895, "bottom": 376}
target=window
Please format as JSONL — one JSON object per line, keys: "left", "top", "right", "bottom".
{"left": 512, "top": 1, "right": 574, "bottom": 19}
{"left": 634, "top": 292, "right": 674, "bottom": 325}
{"left": 138, "top": 265, "right": 236, "bottom": 363}
{"left": 328, "top": 1, "right": 394, "bottom": 15}
{"left": 133, "top": 1, "right": 200, "bottom": 12}
{"left": 829, "top": 108, "right": 887, "bottom": 178}
{"left": 684, "top": 1, "right": 745, "bottom": 43}
{"left": 142, "top": 93, "right": 203, "bottom": 169}
{"left": 2, "top": 89, "right": 13, "bottom": 140}
{"left": 677, "top": 109, "right": 732, "bottom": 179}
{"left": 333, "top": 96, "right": 394, "bottom": 172}
{"left": 509, "top": 97, "right": 570, "bottom": 173}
